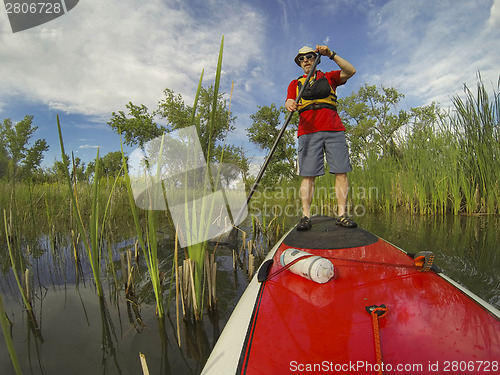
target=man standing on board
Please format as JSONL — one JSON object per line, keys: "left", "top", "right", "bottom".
{"left": 285, "top": 45, "right": 357, "bottom": 230}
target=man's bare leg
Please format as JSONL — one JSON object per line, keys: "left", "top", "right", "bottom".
{"left": 300, "top": 176, "right": 315, "bottom": 217}
{"left": 335, "top": 173, "right": 348, "bottom": 217}
{"left": 297, "top": 176, "right": 315, "bottom": 230}
{"left": 335, "top": 173, "right": 357, "bottom": 227}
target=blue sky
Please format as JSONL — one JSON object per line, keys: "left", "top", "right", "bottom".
{"left": 1, "top": 0, "right": 499, "bottom": 171}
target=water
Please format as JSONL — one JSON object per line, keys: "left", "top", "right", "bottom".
{"left": 1, "top": 213, "right": 499, "bottom": 374}
{"left": 357, "top": 213, "right": 500, "bottom": 309}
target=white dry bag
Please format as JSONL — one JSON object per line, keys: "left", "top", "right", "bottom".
{"left": 280, "top": 248, "right": 334, "bottom": 284}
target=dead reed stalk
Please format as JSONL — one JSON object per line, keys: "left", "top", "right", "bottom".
{"left": 204, "top": 251, "right": 217, "bottom": 310}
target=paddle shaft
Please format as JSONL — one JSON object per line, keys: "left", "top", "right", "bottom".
{"left": 232, "top": 53, "right": 322, "bottom": 229}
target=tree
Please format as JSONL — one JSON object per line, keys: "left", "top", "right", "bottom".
{"left": 46, "top": 154, "right": 85, "bottom": 183}
{"left": 155, "top": 85, "right": 236, "bottom": 162}
{"left": 71, "top": 156, "right": 86, "bottom": 182}
{"left": 0, "top": 134, "right": 9, "bottom": 179}
{"left": 338, "top": 84, "right": 409, "bottom": 165}
{"left": 154, "top": 88, "right": 192, "bottom": 133}
{"left": 108, "top": 86, "right": 243, "bottom": 169}
{"left": 108, "top": 103, "right": 161, "bottom": 149}
{"left": 247, "top": 104, "right": 299, "bottom": 185}
{"left": 1, "top": 116, "right": 49, "bottom": 181}
{"left": 49, "top": 159, "right": 70, "bottom": 183}
{"left": 86, "top": 151, "right": 125, "bottom": 180}
{"left": 213, "top": 144, "right": 251, "bottom": 188}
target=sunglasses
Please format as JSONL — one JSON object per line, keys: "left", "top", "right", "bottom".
{"left": 298, "top": 53, "right": 316, "bottom": 62}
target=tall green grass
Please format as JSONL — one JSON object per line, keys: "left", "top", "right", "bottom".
{"left": 452, "top": 76, "right": 500, "bottom": 214}
{"left": 121, "top": 140, "right": 165, "bottom": 318}
{"left": 0, "top": 179, "right": 132, "bottom": 239}
{"left": 57, "top": 116, "right": 123, "bottom": 297}
{"left": 4, "top": 210, "right": 31, "bottom": 312}
{"left": 184, "top": 36, "right": 225, "bottom": 320}
{"left": 119, "top": 36, "right": 228, "bottom": 321}
{"left": 344, "top": 78, "right": 500, "bottom": 216}
{"left": 253, "top": 77, "right": 499, "bottom": 218}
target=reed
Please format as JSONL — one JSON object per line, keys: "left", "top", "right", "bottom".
{"left": 204, "top": 251, "right": 217, "bottom": 310}
{"left": 344, "top": 78, "right": 499, "bottom": 216}
{"left": 57, "top": 117, "right": 96, "bottom": 292}
{"left": 0, "top": 293, "right": 23, "bottom": 375}
{"left": 451, "top": 77, "right": 500, "bottom": 213}
{"left": 174, "top": 228, "right": 181, "bottom": 346}
{"left": 4, "top": 209, "right": 34, "bottom": 316}
{"left": 121, "top": 141, "right": 165, "bottom": 318}
{"left": 57, "top": 116, "right": 124, "bottom": 297}
{"left": 88, "top": 150, "right": 104, "bottom": 295}
{"left": 71, "top": 229, "right": 83, "bottom": 286}
{"left": 121, "top": 248, "right": 135, "bottom": 297}
{"left": 119, "top": 40, "right": 230, "bottom": 321}
{"left": 0, "top": 179, "right": 131, "bottom": 245}
{"left": 3, "top": 209, "right": 43, "bottom": 343}
{"left": 180, "top": 36, "right": 227, "bottom": 320}
{"left": 139, "top": 352, "right": 150, "bottom": 375}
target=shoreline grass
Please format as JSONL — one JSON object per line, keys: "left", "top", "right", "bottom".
{"left": 247, "top": 77, "right": 499, "bottom": 217}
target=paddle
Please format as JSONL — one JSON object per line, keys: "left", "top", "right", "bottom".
{"left": 231, "top": 52, "right": 322, "bottom": 232}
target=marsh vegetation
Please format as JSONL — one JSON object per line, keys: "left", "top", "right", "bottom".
{"left": 0, "top": 35, "right": 498, "bottom": 374}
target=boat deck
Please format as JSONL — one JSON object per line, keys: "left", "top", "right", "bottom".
{"left": 283, "top": 215, "right": 378, "bottom": 249}
{"left": 203, "top": 216, "right": 500, "bottom": 375}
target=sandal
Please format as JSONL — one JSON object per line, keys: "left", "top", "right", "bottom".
{"left": 297, "top": 216, "right": 312, "bottom": 231}
{"left": 336, "top": 214, "right": 357, "bottom": 228}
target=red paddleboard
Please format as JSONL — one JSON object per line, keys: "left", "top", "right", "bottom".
{"left": 202, "top": 216, "right": 500, "bottom": 374}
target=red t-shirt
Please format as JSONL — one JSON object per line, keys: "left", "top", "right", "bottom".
{"left": 287, "top": 70, "right": 346, "bottom": 137}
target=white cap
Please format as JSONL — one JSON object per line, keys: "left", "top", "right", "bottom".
{"left": 294, "top": 46, "right": 318, "bottom": 66}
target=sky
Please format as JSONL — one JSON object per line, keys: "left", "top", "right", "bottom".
{"left": 1, "top": 0, "right": 499, "bottom": 171}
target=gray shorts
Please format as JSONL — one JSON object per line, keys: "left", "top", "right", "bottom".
{"left": 297, "top": 131, "right": 352, "bottom": 176}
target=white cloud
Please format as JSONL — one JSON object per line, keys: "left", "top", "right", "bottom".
{"left": 249, "top": 156, "right": 265, "bottom": 177}
{"left": 79, "top": 144, "right": 99, "bottom": 149}
{"left": 364, "top": 0, "right": 500, "bottom": 108}
{"left": 0, "top": 0, "right": 266, "bottom": 119}
{"left": 489, "top": 0, "right": 500, "bottom": 28}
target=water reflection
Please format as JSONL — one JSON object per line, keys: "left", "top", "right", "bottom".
{"left": 0, "top": 226, "right": 251, "bottom": 375}
{"left": 0, "top": 213, "right": 498, "bottom": 374}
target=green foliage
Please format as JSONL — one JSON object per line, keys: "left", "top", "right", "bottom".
{"left": 86, "top": 151, "right": 126, "bottom": 179}
{"left": 0, "top": 115, "right": 49, "bottom": 181}
{"left": 44, "top": 151, "right": 125, "bottom": 184}
{"left": 155, "top": 88, "right": 192, "bottom": 131}
{"left": 0, "top": 140, "right": 8, "bottom": 180}
{"left": 252, "top": 76, "right": 498, "bottom": 215}
{"left": 108, "top": 79, "right": 245, "bottom": 172}
{"left": 57, "top": 116, "right": 124, "bottom": 298}
{"left": 339, "top": 84, "right": 409, "bottom": 164}
{"left": 451, "top": 75, "right": 500, "bottom": 212}
{"left": 108, "top": 103, "right": 161, "bottom": 149}
{"left": 121, "top": 137, "right": 165, "bottom": 318}
{"left": 343, "top": 77, "right": 499, "bottom": 215}
{"left": 247, "top": 103, "right": 298, "bottom": 184}
{"left": 213, "top": 144, "right": 251, "bottom": 187}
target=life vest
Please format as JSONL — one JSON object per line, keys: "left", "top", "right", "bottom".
{"left": 296, "top": 71, "right": 338, "bottom": 114}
